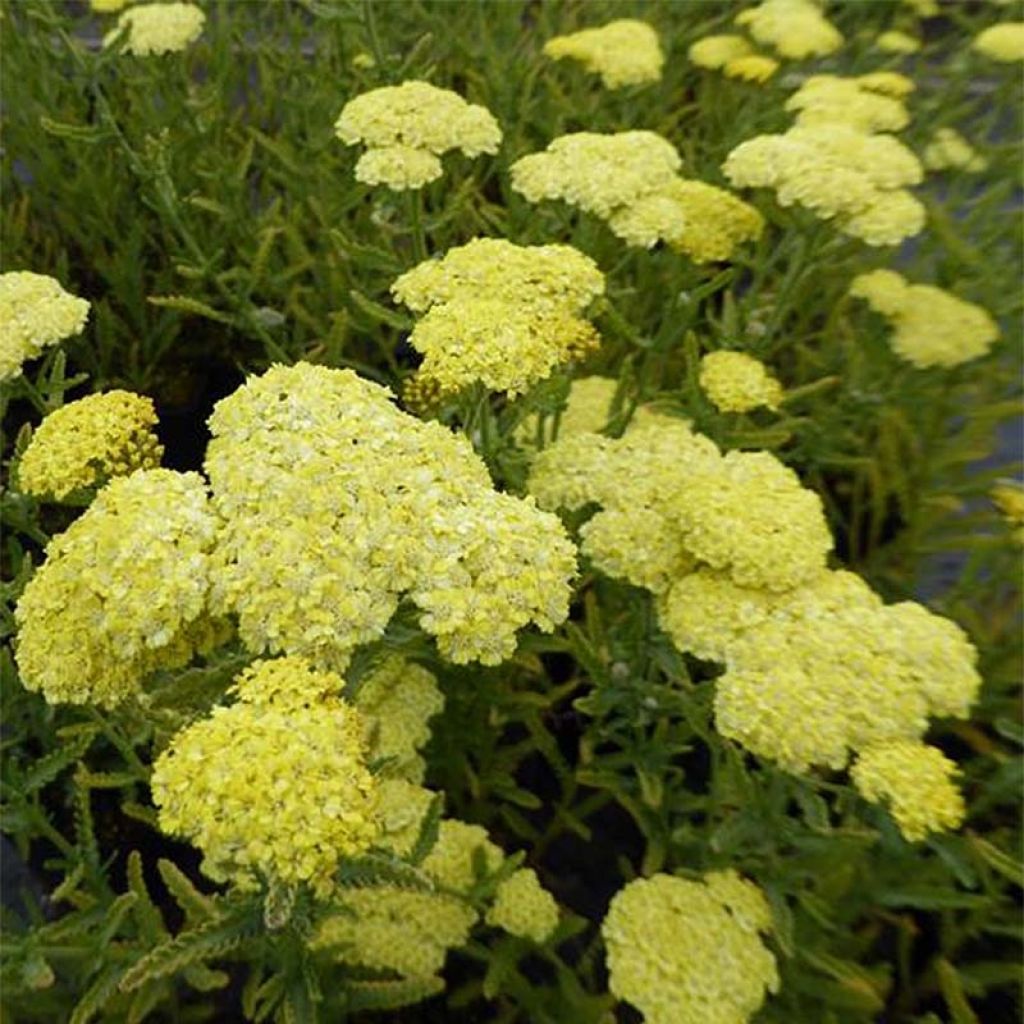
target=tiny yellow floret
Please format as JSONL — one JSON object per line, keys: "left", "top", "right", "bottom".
{"left": 543, "top": 20, "right": 664, "bottom": 89}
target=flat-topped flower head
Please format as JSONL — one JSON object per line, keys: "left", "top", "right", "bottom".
{"left": 15, "top": 469, "right": 217, "bottom": 707}
{"left": 923, "top": 128, "right": 988, "bottom": 172}
{"left": 852, "top": 740, "right": 966, "bottom": 841}
{"left": 850, "top": 270, "right": 998, "bottom": 367}
{"left": 104, "top": 2, "right": 205, "bottom": 55}
{"left": 735, "top": 0, "right": 843, "bottom": 59}
{"left": 876, "top": 30, "right": 921, "bottom": 54}
{"left": 17, "top": 391, "right": 163, "bottom": 500}
{"left": 1, "top": 272, "right": 90, "bottom": 382}
{"left": 602, "top": 871, "right": 778, "bottom": 1024}
{"left": 543, "top": 19, "right": 664, "bottom": 89}
{"left": 724, "top": 54, "right": 779, "bottom": 82}
{"left": 152, "top": 657, "right": 378, "bottom": 896}
{"left": 335, "top": 81, "right": 501, "bottom": 190}
{"left": 786, "top": 75, "right": 911, "bottom": 133}
{"left": 689, "top": 34, "right": 755, "bottom": 68}
{"left": 700, "top": 351, "right": 783, "bottom": 412}
{"left": 973, "top": 22, "right": 1024, "bottom": 61}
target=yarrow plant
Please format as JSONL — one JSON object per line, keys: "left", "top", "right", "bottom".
{"left": 1, "top": 2, "right": 1020, "bottom": 1023}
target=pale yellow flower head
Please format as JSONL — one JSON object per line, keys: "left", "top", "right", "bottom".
{"left": 851, "top": 740, "right": 966, "bottom": 841}
{"left": 15, "top": 470, "right": 217, "bottom": 707}
{"left": 152, "top": 657, "right": 378, "bottom": 896}
{"left": 486, "top": 868, "right": 559, "bottom": 942}
{"left": 104, "top": 2, "right": 205, "bottom": 56}
{"left": 850, "top": 270, "right": 998, "bottom": 368}
{"left": 335, "top": 80, "right": 501, "bottom": 190}
{"left": 876, "top": 30, "right": 921, "bottom": 54}
{"left": 735, "top": 0, "right": 843, "bottom": 59}
{"left": 923, "top": 128, "right": 988, "bottom": 173}
{"left": 18, "top": 391, "right": 163, "bottom": 500}
{"left": 786, "top": 75, "right": 911, "bottom": 133}
{"left": 91, "top": 0, "right": 132, "bottom": 12}
{"left": 973, "top": 22, "right": 1024, "bottom": 62}
{"left": 602, "top": 871, "right": 778, "bottom": 1024}
{"left": 688, "top": 34, "right": 754, "bottom": 69}
{"left": 700, "top": 351, "right": 783, "bottom": 412}
{"left": 544, "top": 19, "right": 664, "bottom": 88}
{"left": 0, "top": 272, "right": 89, "bottom": 382}
{"left": 724, "top": 54, "right": 779, "bottom": 83}
{"left": 421, "top": 820, "right": 504, "bottom": 893}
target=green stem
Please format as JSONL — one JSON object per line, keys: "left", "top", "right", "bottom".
{"left": 407, "top": 189, "right": 428, "bottom": 263}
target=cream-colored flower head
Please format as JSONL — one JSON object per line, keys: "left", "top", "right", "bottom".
{"left": 602, "top": 871, "right": 778, "bottom": 1024}
{"left": 700, "top": 351, "right": 783, "bottom": 412}
{"left": 923, "top": 128, "right": 988, "bottom": 173}
{"left": 689, "top": 34, "right": 755, "bottom": 68}
{"left": 851, "top": 740, "right": 965, "bottom": 841}
{"left": 392, "top": 238, "right": 604, "bottom": 398}
{"left": 15, "top": 469, "right": 218, "bottom": 707}
{"left": 543, "top": 19, "right": 664, "bottom": 89}
{"left": 724, "top": 54, "right": 779, "bottom": 83}
{"left": 17, "top": 391, "right": 163, "bottom": 500}
{"left": 334, "top": 81, "right": 501, "bottom": 191}
{"left": 0, "top": 272, "right": 89, "bottom": 382}
{"left": 104, "top": 2, "right": 205, "bottom": 55}
{"left": 973, "top": 22, "right": 1024, "bottom": 61}
{"left": 735, "top": 0, "right": 843, "bottom": 59}
{"left": 850, "top": 269, "right": 998, "bottom": 368}
{"left": 486, "top": 868, "right": 559, "bottom": 942}
{"left": 152, "top": 657, "right": 378, "bottom": 896}
{"left": 876, "top": 29, "right": 921, "bottom": 53}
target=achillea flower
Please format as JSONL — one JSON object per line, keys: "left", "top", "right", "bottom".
{"left": 515, "top": 375, "right": 619, "bottom": 450}
{"left": 421, "top": 820, "right": 504, "bottom": 893}
{"left": 854, "top": 70, "right": 916, "bottom": 99}
{"left": 923, "top": 128, "right": 988, "bottom": 172}
{"left": 354, "top": 656, "right": 443, "bottom": 782}
{"left": 311, "top": 887, "right": 476, "bottom": 978}
{"left": 735, "top": 0, "right": 843, "bottom": 59}
{"left": 334, "top": 81, "right": 501, "bottom": 190}
{"left": 15, "top": 470, "right": 217, "bottom": 707}
{"left": 486, "top": 868, "right": 559, "bottom": 942}
{"left": 602, "top": 871, "right": 778, "bottom": 1024}
{"left": 699, "top": 351, "right": 783, "bottom": 412}
{"left": 104, "top": 2, "right": 205, "bottom": 55}
{"left": 724, "top": 54, "right": 779, "bottom": 82}
{"left": 17, "top": 391, "right": 163, "bottom": 500}
{"left": 786, "top": 75, "right": 911, "bottom": 133}
{"left": 991, "top": 481, "right": 1024, "bottom": 544}
{"left": 91, "top": 0, "right": 132, "bottom": 11}
{"left": 876, "top": 30, "right": 922, "bottom": 53}
{"left": 688, "top": 34, "right": 755, "bottom": 68}
{"left": 543, "top": 20, "right": 664, "bottom": 89}
{"left": 850, "top": 269, "right": 998, "bottom": 368}
{"left": 152, "top": 657, "right": 378, "bottom": 895}
{"left": 393, "top": 239, "right": 604, "bottom": 399}
{"left": 206, "top": 364, "right": 576, "bottom": 670}
{"left": 973, "top": 23, "right": 1024, "bottom": 61}
{"left": 715, "top": 598, "right": 981, "bottom": 773}
{"left": 851, "top": 740, "right": 966, "bottom": 841}
{"left": 0, "top": 272, "right": 89, "bottom": 382}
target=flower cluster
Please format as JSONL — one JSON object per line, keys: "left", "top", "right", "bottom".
{"left": 923, "top": 128, "right": 988, "bottom": 173}
{"left": 353, "top": 656, "right": 444, "bottom": 782}
{"left": 849, "top": 269, "right": 998, "bottom": 368}
{"left": 151, "top": 657, "right": 378, "bottom": 896}
{"left": 735, "top": 0, "right": 843, "bottom": 59}
{"left": 972, "top": 22, "right": 1024, "bottom": 62}
{"left": 421, "top": 820, "right": 505, "bottom": 892}
{"left": 529, "top": 411, "right": 831, "bottom": 595}
{"left": 206, "top": 363, "right": 576, "bottom": 669}
{"left": 851, "top": 740, "right": 966, "bottom": 842}
{"left": 334, "top": 80, "right": 502, "bottom": 190}
{"left": 1, "top": 271, "right": 89, "bottom": 382}
{"left": 876, "top": 30, "right": 921, "bottom": 54}
{"left": 17, "top": 390, "right": 163, "bottom": 500}
{"left": 602, "top": 871, "right": 778, "bottom": 1024}
{"left": 724, "top": 104, "right": 925, "bottom": 246}
{"left": 699, "top": 351, "right": 783, "bottom": 413}
{"left": 688, "top": 34, "right": 779, "bottom": 83}
{"left": 486, "top": 868, "right": 559, "bottom": 942}
{"left": 515, "top": 375, "right": 619, "bottom": 450}
{"left": 543, "top": 19, "right": 664, "bottom": 89}
{"left": 391, "top": 238, "right": 604, "bottom": 397}
{"left": 787, "top": 74, "right": 913, "bottom": 133}
{"left": 104, "top": 2, "right": 206, "bottom": 56}
{"left": 15, "top": 470, "right": 218, "bottom": 707}
{"left": 511, "top": 132, "right": 763, "bottom": 262}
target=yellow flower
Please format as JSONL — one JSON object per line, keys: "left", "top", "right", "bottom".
{"left": 973, "top": 22, "right": 1024, "bottom": 62}
{"left": 688, "top": 34, "right": 755, "bottom": 68}
{"left": 486, "top": 868, "right": 559, "bottom": 942}
{"left": 876, "top": 30, "right": 921, "bottom": 54}
{"left": 17, "top": 391, "right": 163, "bottom": 500}
{"left": 735, "top": 0, "right": 843, "bottom": 60}
{"left": 851, "top": 740, "right": 966, "bottom": 841}
{"left": 15, "top": 470, "right": 218, "bottom": 707}
{"left": 152, "top": 657, "right": 378, "bottom": 896}
{"left": 543, "top": 19, "right": 664, "bottom": 88}
{"left": 375, "top": 779, "right": 438, "bottom": 856}
{"left": 850, "top": 269, "right": 998, "bottom": 368}
{"left": 422, "top": 820, "right": 504, "bottom": 893}
{"left": 334, "top": 81, "right": 501, "bottom": 190}
{"left": 104, "top": 2, "right": 205, "bottom": 55}
{"left": 786, "top": 75, "right": 911, "bottom": 133}
{"left": 0, "top": 271, "right": 89, "bottom": 382}
{"left": 602, "top": 871, "right": 778, "bottom": 1024}
{"left": 724, "top": 54, "right": 779, "bottom": 82}
{"left": 855, "top": 70, "right": 916, "bottom": 99}
{"left": 923, "top": 128, "right": 988, "bottom": 172}
{"left": 91, "top": 0, "right": 132, "bottom": 11}
{"left": 699, "top": 351, "right": 783, "bottom": 412}
{"left": 991, "top": 481, "right": 1024, "bottom": 544}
